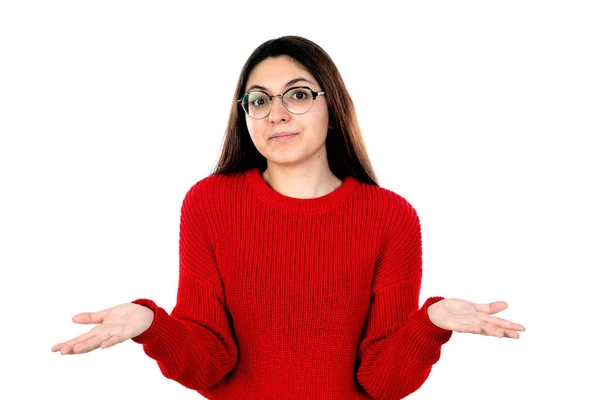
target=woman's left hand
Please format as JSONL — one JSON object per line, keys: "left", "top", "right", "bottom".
{"left": 427, "top": 298, "right": 526, "bottom": 338}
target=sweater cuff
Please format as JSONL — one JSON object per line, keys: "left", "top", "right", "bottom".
{"left": 415, "top": 296, "right": 453, "bottom": 344}
{"left": 375, "top": 296, "right": 453, "bottom": 364}
{"left": 130, "top": 298, "right": 188, "bottom": 357}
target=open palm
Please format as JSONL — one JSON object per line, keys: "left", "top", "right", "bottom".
{"left": 427, "top": 298, "right": 525, "bottom": 338}
{"left": 51, "top": 303, "right": 154, "bottom": 355}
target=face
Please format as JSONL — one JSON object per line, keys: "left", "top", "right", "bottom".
{"left": 243, "top": 56, "right": 329, "bottom": 168}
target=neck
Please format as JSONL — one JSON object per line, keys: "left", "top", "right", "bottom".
{"left": 261, "top": 162, "right": 342, "bottom": 199}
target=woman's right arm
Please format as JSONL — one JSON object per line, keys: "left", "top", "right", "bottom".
{"left": 129, "top": 181, "right": 239, "bottom": 391}
{"left": 52, "top": 181, "right": 239, "bottom": 392}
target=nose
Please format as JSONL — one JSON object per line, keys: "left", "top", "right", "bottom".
{"left": 269, "top": 95, "right": 290, "bottom": 122}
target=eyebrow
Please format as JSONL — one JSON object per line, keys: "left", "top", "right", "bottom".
{"left": 245, "top": 77, "right": 314, "bottom": 92}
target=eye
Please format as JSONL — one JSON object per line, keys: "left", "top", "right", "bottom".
{"left": 292, "top": 91, "right": 307, "bottom": 100}
{"left": 247, "top": 92, "right": 269, "bottom": 108}
{"left": 286, "top": 88, "right": 311, "bottom": 101}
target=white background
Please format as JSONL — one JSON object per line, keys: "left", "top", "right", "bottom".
{"left": 1, "top": 1, "right": 598, "bottom": 399}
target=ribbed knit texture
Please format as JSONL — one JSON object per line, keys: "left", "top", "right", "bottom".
{"left": 131, "top": 167, "right": 452, "bottom": 400}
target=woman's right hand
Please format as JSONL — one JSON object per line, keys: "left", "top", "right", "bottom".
{"left": 51, "top": 303, "right": 154, "bottom": 355}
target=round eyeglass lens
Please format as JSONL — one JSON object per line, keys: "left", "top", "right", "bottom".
{"left": 243, "top": 87, "right": 314, "bottom": 118}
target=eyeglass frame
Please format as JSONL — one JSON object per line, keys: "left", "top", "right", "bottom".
{"left": 237, "top": 86, "right": 326, "bottom": 119}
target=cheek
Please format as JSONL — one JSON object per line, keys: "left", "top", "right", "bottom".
{"left": 307, "top": 113, "right": 329, "bottom": 137}
{"left": 247, "top": 120, "right": 267, "bottom": 144}
{"left": 310, "top": 105, "right": 329, "bottom": 130}
{"left": 245, "top": 117, "right": 258, "bottom": 136}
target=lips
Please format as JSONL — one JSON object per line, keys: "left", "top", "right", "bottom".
{"left": 270, "top": 132, "right": 298, "bottom": 139}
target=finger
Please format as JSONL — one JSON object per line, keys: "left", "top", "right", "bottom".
{"left": 479, "top": 323, "right": 506, "bottom": 338}
{"left": 484, "top": 326, "right": 523, "bottom": 339}
{"left": 72, "top": 332, "right": 114, "bottom": 354}
{"left": 475, "top": 301, "right": 508, "bottom": 315}
{"left": 504, "top": 330, "right": 520, "bottom": 339}
{"left": 72, "top": 309, "right": 108, "bottom": 325}
{"left": 480, "top": 314, "right": 526, "bottom": 331}
{"left": 52, "top": 342, "right": 76, "bottom": 352}
{"left": 459, "top": 319, "right": 522, "bottom": 339}
{"left": 54, "top": 330, "right": 97, "bottom": 354}
{"left": 52, "top": 342, "right": 65, "bottom": 352}
{"left": 100, "top": 331, "right": 130, "bottom": 350}
{"left": 478, "top": 323, "right": 524, "bottom": 339}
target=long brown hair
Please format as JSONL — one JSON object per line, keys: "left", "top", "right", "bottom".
{"left": 211, "top": 35, "right": 379, "bottom": 186}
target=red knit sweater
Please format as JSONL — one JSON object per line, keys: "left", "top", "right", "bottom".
{"left": 131, "top": 167, "right": 452, "bottom": 399}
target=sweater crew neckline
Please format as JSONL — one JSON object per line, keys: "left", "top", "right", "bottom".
{"left": 244, "top": 167, "right": 359, "bottom": 214}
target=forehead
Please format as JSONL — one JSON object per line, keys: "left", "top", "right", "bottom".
{"left": 245, "top": 56, "right": 318, "bottom": 92}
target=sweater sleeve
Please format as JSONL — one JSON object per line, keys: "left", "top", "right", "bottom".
{"left": 130, "top": 181, "right": 238, "bottom": 391}
{"left": 356, "top": 196, "right": 452, "bottom": 400}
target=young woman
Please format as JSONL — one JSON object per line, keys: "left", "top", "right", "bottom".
{"left": 52, "top": 35, "right": 525, "bottom": 399}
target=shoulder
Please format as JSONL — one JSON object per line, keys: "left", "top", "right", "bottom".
{"left": 180, "top": 171, "right": 245, "bottom": 218}
{"left": 355, "top": 181, "right": 420, "bottom": 222}
{"left": 184, "top": 171, "right": 244, "bottom": 200}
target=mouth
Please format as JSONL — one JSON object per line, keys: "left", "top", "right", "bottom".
{"left": 270, "top": 132, "right": 299, "bottom": 140}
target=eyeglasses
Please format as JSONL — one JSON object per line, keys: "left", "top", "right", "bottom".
{"left": 237, "top": 86, "right": 326, "bottom": 119}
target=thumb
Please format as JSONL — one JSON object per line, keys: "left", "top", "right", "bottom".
{"left": 476, "top": 301, "right": 508, "bottom": 315}
{"left": 72, "top": 309, "right": 108, "bottom": 324}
